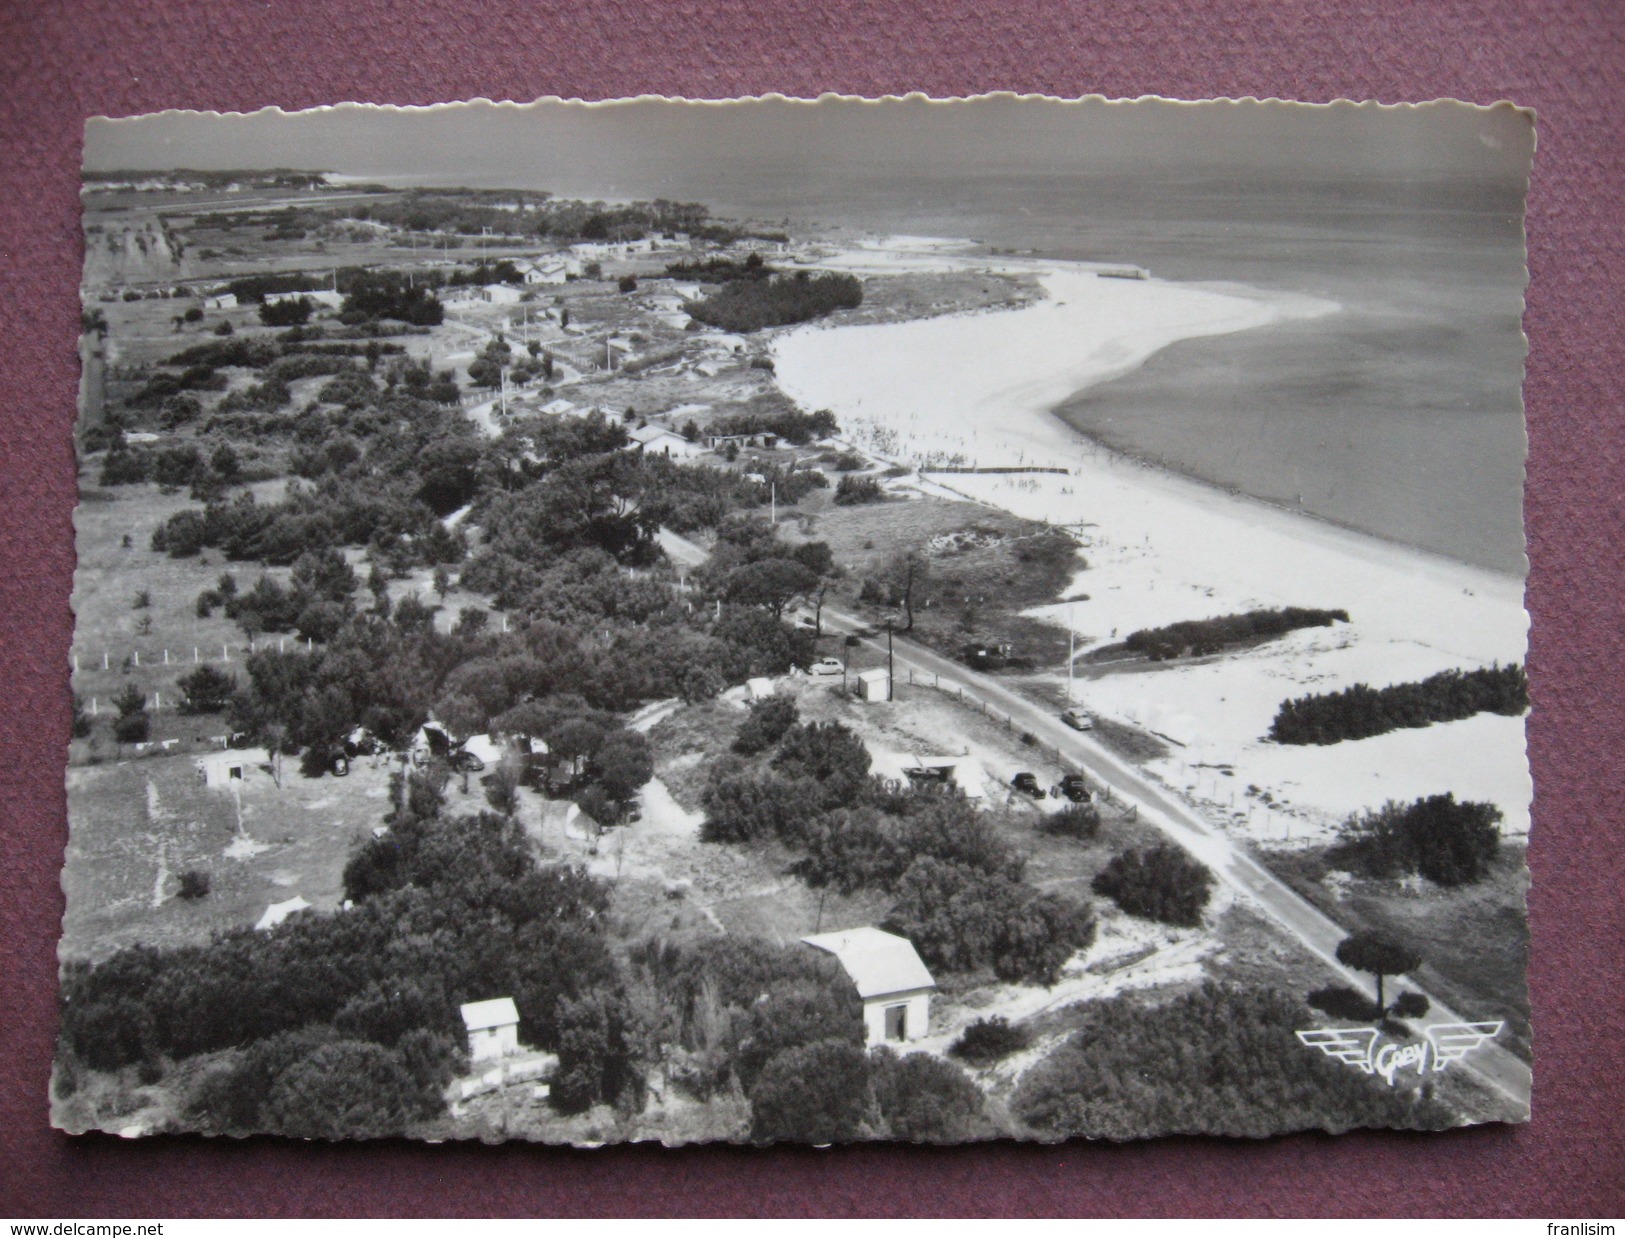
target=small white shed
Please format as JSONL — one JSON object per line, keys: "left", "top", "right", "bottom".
{"left": 854, "top": 668, "right": 891, "bottom": 702}
{"left": 197, "top": 747, "right": 268, "bottom": 790}
{"left": 460, "top": 996, "right": 521, "bottom": 1063}
{"left": 802, "top": 927, "right": 935, "bottom": 1047}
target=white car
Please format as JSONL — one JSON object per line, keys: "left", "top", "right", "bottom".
{"left": 1061, "top": 707, "right": 1095, "bottom": 731}
{"left": 808, "top": 658, "right": 845, "bottom": 676}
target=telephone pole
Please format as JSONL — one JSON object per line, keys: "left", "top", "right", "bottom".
{"left": 1068, "top": 602, "right": 1076, "bottom": 702}
{"left": 886, "top": 620, "right": 895, "bottom": 702}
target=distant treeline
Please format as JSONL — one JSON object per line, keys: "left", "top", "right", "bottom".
{"left": 708, "top": 405, "right": 839, "bottom": 446}
{"left": 346, "top": 192, "right": 739, "bottom": 246}
{"left": 85, "top": 168, "right": 331, "bottom": 191}
{"left": 686, "top": 272, "right": 863, "bottom": 333}
{"left": 665, "top": 253, "right": 775, "bottom": 284}
{"left": 1113, "top": 607, "right": 1349, "bottom": 663}
{"left": 1268, "top": 663, "right": 1529, "bottom": 746}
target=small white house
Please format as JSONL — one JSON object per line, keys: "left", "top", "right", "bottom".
{"left": 626, "top": 424, "right": 706, "bottom": 459}
{"left": 854, "top": 668, "right": 891, "bottom": 702}
{"left": 202, "top": 292, "right": 238, "bottom": 311}
{"left": 802, "top": 927, "right": 935, "bottom": 1046}
{"left": 460, "top": 997, "right": 521, "bottom": 1063}
{"left": 480, "top": 283, "right": 524, "bottom": 305}
{"left": 521, "top": 260, "right": 569, "bottom": 286}
{"left": 744, "top": 676, "right": 777, "bottom": 702}
{"left": 196, "top": 747, "right": 268, "bottom": 789}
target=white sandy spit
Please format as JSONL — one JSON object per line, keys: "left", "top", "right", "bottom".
{"left": 773, "top": 239, "right": 1530, "bottom": 843}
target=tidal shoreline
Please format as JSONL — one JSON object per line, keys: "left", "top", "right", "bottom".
{"left": 772, "top": 238, "right": 1530, "bottom": 839}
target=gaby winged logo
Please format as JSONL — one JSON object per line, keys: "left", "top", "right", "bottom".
{"left": 1297, "top": 1022, "right": 1504, "bottom": 1087}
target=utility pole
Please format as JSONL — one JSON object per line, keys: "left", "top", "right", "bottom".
{"left": 886, "top": 620, "right": 895, "bottom": 702}
{"left": 1068, "top": 602, "right": 1076, "bottom": 703}
{"left": 770, "top": 481, "right": 776, "bottom": 526}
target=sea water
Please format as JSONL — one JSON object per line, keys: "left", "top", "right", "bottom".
{"left": 715, "top": 171, "right": 1531, "bottom": 576}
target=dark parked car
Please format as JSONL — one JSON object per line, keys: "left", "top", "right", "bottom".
{"left": 1011, "top": 772, "right": 1045, "bottom": 799}
{"left": 450, "top": 750, "right": 485, "bottom": 773}
{"left": 1058, "top": 772, "right": 1091, "bottom": 802}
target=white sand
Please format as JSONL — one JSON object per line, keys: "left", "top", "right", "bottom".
{"left": 773, "top": 239, "right": 1530, "bottom": 841}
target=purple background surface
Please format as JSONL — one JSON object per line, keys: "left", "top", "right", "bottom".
{"left": 1, "top": 0, "right": 1620, "bottom": 1218}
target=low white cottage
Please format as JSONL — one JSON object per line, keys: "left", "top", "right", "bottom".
{"left": 460, "top": 997, "right": 522, "bottom": 1063}
{"left": 196, "top": 747, "right": 268, "bottom": 789}
{"left": 479, "top": 283, "right": 524, "bottom": 305}
{"left": 801, "top": 927, "right": 935, "bottom": 1046}
{"left": 854, "top": 668, "right": 891, "bottom": 702}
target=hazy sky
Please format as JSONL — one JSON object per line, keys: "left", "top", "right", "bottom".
{"left": 85, "top": 95, "right": 1535, "bottom": 203}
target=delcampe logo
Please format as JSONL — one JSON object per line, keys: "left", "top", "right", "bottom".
{"left": 1297, "top": 1022, "right": 1505, "bottom": 1087}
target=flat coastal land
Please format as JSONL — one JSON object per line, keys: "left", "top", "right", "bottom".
{"left": 774, "top": 239, "right": 1530, "bottom": 843}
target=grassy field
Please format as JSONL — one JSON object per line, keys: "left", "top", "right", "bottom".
{"left": 60, "top": 750, "right": 397, "bottom": 962}
{"left": 70, "top": 475, "right": 286, "bottom": 757}
{"left": 775, "top": 490, "right": 1084, "bottom": 669}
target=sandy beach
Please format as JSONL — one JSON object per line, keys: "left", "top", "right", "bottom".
{"left": 773, "top": 240, "right": 1531, "bottom": 840}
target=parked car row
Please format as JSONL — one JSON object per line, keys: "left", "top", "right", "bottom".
{"left": 1010, "top": 770, "right": 1094, "bottom": 803}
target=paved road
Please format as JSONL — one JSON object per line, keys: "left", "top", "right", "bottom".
{"left": 657, "top": 525, "right": 1531, "bottom": 1117}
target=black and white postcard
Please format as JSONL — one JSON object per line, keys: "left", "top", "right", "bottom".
{"left": 58, "top": 95, "right": 1534, "bottom": 1144}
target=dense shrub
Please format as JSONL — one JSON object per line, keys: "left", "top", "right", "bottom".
{"left": 177, "top": 665, "right": 237, "bottom": 714}
{"left": 259, "top": 297, "right": 313, "bottom": 327}
{"left": 1121, "top": 607, "right": 1348, "bottom": 661}
{"left": 686, "top": 271, "right": 862, "bottom": 333}
{"left": 949, "top": 1016, "right": 1033, "bottom": 1065}
{"left": 884, "top": 857, "right": 1095, "bottom": 984}
{"left": 706, "top": 406, "right": 839, "bottom": 447}
{"left": 748, "top": 1038, "right": 871, "bottom": 1143}
{"left": 795, "top": 799, "right": 1022, "bottom": 896}
{"left": 1012, "top": 984, "right": 1452, "bottom": 1139}
{"left": 1091, "top": 844, "right": 1214, "bottom": 927}
{"left": 732, "top": 694, "right": 798, "bottom": 755}
{"left": 700, "top": 770, "right": 820, "bottom": 844}
{"left": 1307, "top": 985, "right": 1383, "bottom": 1022}
{"left": 833, "top": 474, "right": 884, "bottom": 505}
{"left": 1269, "top": 663, "right": 1528, "bottom": 746}
{"left": 771, "top": 720, "right": 872, "bottom": 808}
{"left": 1329, "top": 794, "right": 1503, "bottom": 886}
{"left": 1038, "top": 803, "right": 1101, "bottom": 839}
{"left": 869, "top": 1049, "right": 991, "bottom": 1143}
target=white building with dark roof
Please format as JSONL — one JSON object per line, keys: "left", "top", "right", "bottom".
{"left": 801, "top": 927, "right": 935, "bottom": 1046}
